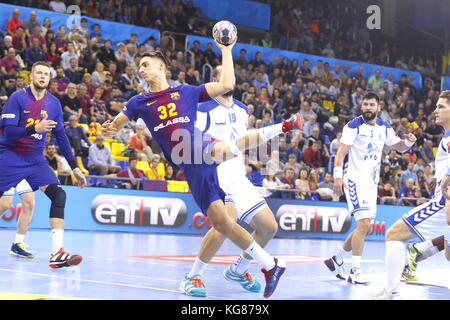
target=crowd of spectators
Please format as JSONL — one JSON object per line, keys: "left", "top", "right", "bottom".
{"left": 0, "top": 4, "right": 445, "bottom": 204}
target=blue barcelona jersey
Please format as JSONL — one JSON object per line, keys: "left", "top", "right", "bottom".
{"left": 0, "top": 87, "right": 68, "bottom": 164}
{"left": 122, "top": 84, "right": 211, "bottom": 168}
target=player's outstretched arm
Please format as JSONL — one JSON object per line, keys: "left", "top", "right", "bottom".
{"left": 204, "top": 39, "right": 236, "bottom": 99}
{"left": 333, "top": 143, "right": 351, "bottom": 196}
{"left": 393, "top": 133, "right": 417, "bottom": 153}
{"left": 101, "top": 113, "right": 129, "bottom": 138}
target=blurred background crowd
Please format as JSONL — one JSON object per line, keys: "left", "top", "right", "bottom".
{"left": 0, "top": 0, "right": 447, "bottom": 205}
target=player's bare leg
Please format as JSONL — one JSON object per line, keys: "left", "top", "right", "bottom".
{"left": 0, "top": 195, "right": 12, "bottom": 218}
{"left": 10, "top": 192, "right": 35, "bottom": 258}
{"left": 40, "top": 184, "right": 82, "bottom": 268}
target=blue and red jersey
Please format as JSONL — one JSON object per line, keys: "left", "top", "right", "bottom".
{"left": 122, "top": 84, "right": 211, "bottom": 168}
{"left": 0, "top": 86, "right": 75, "bottom": 165}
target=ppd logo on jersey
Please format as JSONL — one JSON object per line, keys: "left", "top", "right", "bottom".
{"left": 91, "top": 195, "right": 187, "bottom": 227}
{"left": 276, "top": 205, "right": 351, "bottom": 234}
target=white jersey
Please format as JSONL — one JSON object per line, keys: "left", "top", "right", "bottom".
{"left": 196, "top": 98, "right": 268, "bottom": 224}
{"left": 341, "top": 116, "right": 401, "bottom": 186}
{"left": 431, "top": 130, "right": 450, "bottom": 200}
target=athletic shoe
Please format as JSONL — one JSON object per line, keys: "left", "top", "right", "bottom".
{"left": 401, "top": 265, "right": 418, "bottom": 281}
{"left": 49, "top": 248, "right": 82, "bottom": 269}
{"left": 347, "top": 267, "right": 369, "bottom": 285}
{"left": 406, "top": 243, "right": 422, "bottom": 272}
{"left": 282, "top": 113, "right": 304, "bottom": 132}
{"left": 179, "top": 274, "right": 206, "bottom": 297}
{"left": 323, "top": 256, "right": 345, "bottom": 280}
{"left": 10, "top": 242, "right": 34, "bottom": 259}
{"left": 373, "top": 289, "right": 401, "bottom": 300}
{"left": 223, "top": 266, "right": 261, "bottom": 292}
{"left": 261, "top": 258, "right": 286, "bottom": 298}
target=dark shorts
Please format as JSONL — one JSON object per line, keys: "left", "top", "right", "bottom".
{"left": 0, "top": 153, "right": 59, "bottom": 192}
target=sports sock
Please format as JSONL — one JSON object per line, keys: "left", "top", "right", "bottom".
{"left": 335, "top": 247, "right": 348, "bottom": 264}
{"left": 385, "top": 241, "right": 405, "bottom": 292}
{"left": 414, "top": 240, "right": 433, "bottom": 252}
{"left": 417, "top": 246, "right": 439, "bottom": 262}
{"left": 14, "top": 233, "right": 25, "bottom": 244}
{"left": 187, "top": 257, "right": 208, "bottom": 278}
{"left": 244, "top": 241, "right": 275, "bottom": 270}
{"left": 231, "top": 254, "right": 252, "bottom": 275}
{"left": 258, "top": 123, "right": 283, "bottom": 142}
{"left": 351, "top": 255, "right": 361, "bottom": 269}
{"left": 51, "top": 229, "right": 64, "bottom": 255}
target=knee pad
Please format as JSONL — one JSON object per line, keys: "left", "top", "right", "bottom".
{"left": 44, "top": 184, "right": 66, "bottom": 219}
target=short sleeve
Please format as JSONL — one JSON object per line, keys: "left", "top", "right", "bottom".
{"left": 194, "top": 84, "right": 211, "bottom": 103}
{"left": 0, "top": 91, "right": 21, "bottom": 127}
{"left": 122, "top": 96, "right": 138, "bottom": 120}
{"left": 340, "top": 124, "right": 357, "bottom": 146}
{"left": 385, "top": 127, "right": 401, "bottom": 147}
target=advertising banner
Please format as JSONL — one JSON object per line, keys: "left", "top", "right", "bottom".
{"left": 0, "top": 187, "right": 413, "bottom": 241}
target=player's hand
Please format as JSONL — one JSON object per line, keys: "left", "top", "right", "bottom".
{"left": 214, "top": 37, "right": 237, "bottom": 51}
{"left": 441, "top": 174, "right": 450, "bottom": 200}
{"left": 73, "top": 168, "right": 86, "bottom": 188}
{"left": 35, "top": 113, "right": 56, "bottom": 133}
{"left": 333, "top": 177, "right": 344, "bottom": 196}
{"left": 101, "top": 120, "right": 117, "bottom": 137}
{"left": 405, "top": 133, "right": 417, "bottom": 143}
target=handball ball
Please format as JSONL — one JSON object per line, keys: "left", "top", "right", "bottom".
{"left": 212, "top": 20, "right": 237, "bottom": 46}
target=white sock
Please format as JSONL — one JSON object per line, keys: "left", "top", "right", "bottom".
{"left": 245, "top": 241, "right": 275, "bottom": 270}
{"left": 414, "top": 240, "right": 434, "bottom": 252}
{"left": 187, "top": 257, "right": 208, "bottom": 278}
{"left": 385, "top": 241, "right": 405, "bottom": 292}
{"left": 335, "top": 247, "right": 348, "bottom": 264}
{"left": 14, "top": 233, "right": 25, "bottom": 244}
{"left": 259, "top": 123, "right": 283, "bottom": 142}
{"left": 417, "top": 246, "right": 439, "bottom": 262}
{"left": 351, "top": 255, "right": 361, "bottom": 269}
{"left": 231, "top": 254, "right": 252, "bottom": 275}
{"left": 51, "top": 229, "right": 64, "bottom": 254}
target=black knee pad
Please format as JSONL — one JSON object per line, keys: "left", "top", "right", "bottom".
{"left": 44, "top": 184, "right": 66, "bottom": 219}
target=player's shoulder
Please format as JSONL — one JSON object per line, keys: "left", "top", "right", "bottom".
{"left": 375, "top": 118, "right": 392, "bottom": 129}
{"left": 45, "top": 91, "right": 61, "bottom": 105}
{"left": 198, "top": 99, "right": 220, "bottom": 113}
{"left": 346, "top": 116, "right": 364, "bottom": 129}
{"left": 232, "top": 99, "right": 249, "bottom": 114}
{"left": 9, "top": 87, "right": 26, "bottom": 100}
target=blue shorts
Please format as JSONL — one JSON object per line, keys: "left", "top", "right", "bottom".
{"left": 184, "top": 162, "right": 226, "bottom": 215}
{"left": 0, "top": 153, "right": 59, "bottom": 193}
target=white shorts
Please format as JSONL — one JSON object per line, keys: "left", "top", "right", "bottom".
{"left": 218, "top": 158, "right": 268, "bottom": 224}
{"left": 3, "top": 179, "right": 33, "bottom": 197}
{"left": 343, "top": 177, "right": 377, "bottom": 221}
{"left": 402, "top": 197, "right": 449, "bottom": 242}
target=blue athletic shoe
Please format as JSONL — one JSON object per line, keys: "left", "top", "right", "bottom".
{"left": 179, "top": 274, "right": 207, "bottom": 297}
{"left": 223, "top": 266, "right": 261, "bottom": 292}
{"left": 10, "top": 243, "right": 34, "bottom": 259}
{"left": 261, "top": 258, "right": 286, "bottom": 298}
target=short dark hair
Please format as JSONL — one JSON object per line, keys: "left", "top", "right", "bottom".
{"left": 363, "top": 92, "right": 380, "bottom": 103}
{"left": 141, "top": 50, "right": 170, "bottom": 69}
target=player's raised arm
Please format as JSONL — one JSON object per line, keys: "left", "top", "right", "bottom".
{"left": 204, "top": 39, "right": 236, "bottom": 99}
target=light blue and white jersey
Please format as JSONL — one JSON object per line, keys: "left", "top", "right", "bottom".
{"left": 341, "top": 116, "right": 401, "bottom": 186}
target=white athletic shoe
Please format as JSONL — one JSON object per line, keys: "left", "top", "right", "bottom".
{"left": 323, "top": 256, "right": 346, "bottom": 280}
{"left": 347, "top": 267, "right": 369, "bottom": 285}
{"left": 373, "top": 289, "right": 401, "bottom": 300}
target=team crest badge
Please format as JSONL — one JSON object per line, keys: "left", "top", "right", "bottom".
{"left": 170, "top": 92, "right": 180, "bottom": 100}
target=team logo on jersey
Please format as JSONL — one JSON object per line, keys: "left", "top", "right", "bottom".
{"left": 23, "top": 110, "right": 31, "bottom": 114}
{"left": 170, "top": 92, "right": 180, "bottom": 100}
{"left": 40, "top": 110, "right": 47, "bottom": 117}
{"left": 367, "top": 142, "right": 375, "bottom": 153}
{"left": 147, "top": 101, "right": 157, "bottom": 107}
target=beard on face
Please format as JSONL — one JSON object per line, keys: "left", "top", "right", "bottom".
{"left": 222, "top": 89, "right": 235, "bottom": 97}
{"left": 362, "top": 111, "right": 376, "bottom": 121}
{"left": 33, "top": 79, "right": 48, "bottom": 91}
